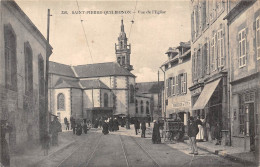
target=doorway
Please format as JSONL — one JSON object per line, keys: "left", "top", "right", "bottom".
{"left": 245, "top": 103, "right": 255, "bottom": 151}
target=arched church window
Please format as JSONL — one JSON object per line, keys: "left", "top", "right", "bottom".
{"left": 104, "top": 93, "right": 109, "bottom": 107}
{"left": 24, "top": 42, "right": 33, "bottom": 94}
{"left": 130, "top": 84, "right": 134, "bottom": 103}
{"left": 57, "top": 93, "right": 65, "bottom": 110}
{"left": 146, "top": 101, "right": 150, "bottom": 114}
{"left": 4, "top": 24, "right": 17, "bottom": 91}
{"left": 135, "top": 99, "right": 138, "bottom": 113}
{"left": 141, "top": 100, "right": 144, "bottom": 114}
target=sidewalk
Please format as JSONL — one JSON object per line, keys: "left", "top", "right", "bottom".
{"left": 10, "top": 131, "right": 75, "bottom": 167}
{"left": 184, "top": 139, "right": 258, "bottom": 166}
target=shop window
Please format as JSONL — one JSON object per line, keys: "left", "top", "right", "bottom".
{"left": 238, "top": 28, "right": 246, "bottom": 68}
{"left": 104, "top": 93, "right": 108, "bottom": 107}
{"left": 239, "top": 94, "right": 245, "bottom": 135}
{"left": 24, "top": 42, "right": 33, "bottom": 94}
{"left": 256, "top": 16, "right": 260, "bottom": 60}
{"left": 4, "top": 24, "right": 17, "bottom": 91}
{"left": 146, "top": 101, "right": 149, "bottom": 114}
{"left": 57, "top": 93, "right": 65, "bottom": 110}
{"left": 141, "top": 100, "right": 144, "bottom": 114}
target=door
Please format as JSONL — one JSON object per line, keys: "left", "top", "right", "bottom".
{"left": 246, "top": 103, "right": 255, "bottom": 151}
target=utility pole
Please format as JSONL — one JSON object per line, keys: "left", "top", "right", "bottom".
{"left": 45, "top": 9, "right": 51, "bottom": 136}
{"left": 157, "top": 70, "right": 160, "bottom": 121}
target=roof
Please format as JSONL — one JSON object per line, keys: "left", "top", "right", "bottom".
{"left": 73, "top": 62, "right": 135, "bottom": 78}
{"left": 54, "top": 78, "right": 81, "bottom": 89}
{"left": 136, "top": 93, "right": 151, "bottom": 98}
{"left": 80, "top": 79, "right": 110, "bottom": 89}
{"left": 49, "top": 61, "right": 76, "bottom": 77}
{"left": 136, "top": 81, "right": 164, "bottom": 94}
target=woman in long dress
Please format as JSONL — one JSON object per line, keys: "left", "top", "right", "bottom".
{"left": 152, "top": 120, "right": 161, "bottom": 144}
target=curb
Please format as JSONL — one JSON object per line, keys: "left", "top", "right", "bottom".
{"left": 183, "top": 140, "right": 257, "bottom": 166}
{"left": 31, "top": 140, "right": 76, "bottom": 166}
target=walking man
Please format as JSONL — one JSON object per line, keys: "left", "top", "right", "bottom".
{"left": 141, "top": 120, "right": 146, "bottom": 138}
{"left": 50, "top": 116, "right": 62, "bottom": 146}
{"left": 188, "top": 116, "right": 202, "bottom": 155}
{"left": 134, "top": 119, "right": 140, "bottom": 135}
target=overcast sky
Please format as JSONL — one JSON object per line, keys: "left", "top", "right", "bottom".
{"left": 16, "top": 0, "right": 191, "bottom": 82}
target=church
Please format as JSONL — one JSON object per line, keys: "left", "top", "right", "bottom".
{"left": 48, "top": 19, "right": 151, "bottom": 126}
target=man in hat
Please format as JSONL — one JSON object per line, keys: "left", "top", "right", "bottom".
{"left": 188, "top": 116, "right": 202, "bottom": 155}
{"left": 49, "top": 116, "right": 62, "bottom": 146}
{"left": 0, "top": 120, "right": 12, "bottom": 167}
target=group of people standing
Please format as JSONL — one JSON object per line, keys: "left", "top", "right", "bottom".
{"left": 134, "top": 119, "right": 147, "bottom": 138}
{"left": 102, "top": 117, "right": 120, "bottom": 135}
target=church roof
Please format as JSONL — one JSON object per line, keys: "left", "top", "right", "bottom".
{"left": 49, "top": 61, "right": 135, "bottom": 78}
{"left": 49, "top": 61, "right": 76, "bottom": 77}
{"left": 73, "top": 62, "right": 135, "bottom": 78}
{"left": 54, "top": 78, "right": 81, "bottom": 89}
{"left": 80, "top": 79, "right": 110, "bottom": 89}
{"left": 136, "top": 81, "right": 164, "bottom": 94}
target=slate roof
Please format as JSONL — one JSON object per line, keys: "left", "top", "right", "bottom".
{"left": 73, "top": 62, "right": 135, "bottom": 78}
{"left": 54, "top": 78, "right": 81, "bottom": 89}
{"left": 49, "top": 61, "right": 135, "bottom": 78}
{"left": 49, "top": 61, "right": 76, "bottom": 77}
{"left": 136, "top": 81, "right": 164, "bottom": 94}
{"left": 80, "top": 79, "right": 110, "bottom": 89}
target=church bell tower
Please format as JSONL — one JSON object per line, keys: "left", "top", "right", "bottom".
{"left": 115, "top": 19, "right": 133, "bottom": 71}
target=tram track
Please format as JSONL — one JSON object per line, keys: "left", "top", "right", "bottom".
{"left": 119, "top": 135, "right": 130, "bottom": 167}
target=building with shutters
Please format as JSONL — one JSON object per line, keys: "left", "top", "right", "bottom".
{"left": 160, "top": 42, "right": 191, "bottom": 127}
{"left": 189, "top": 0, "right": 230, "bottom": 146}
{"left": 48, "top": 19, "right": 140, "bottom": 127}
{"left": 0, "top": 0, "right": 52, "bottom": 152}
{"left": 224, "top": 0, "right": 259, "bottom": 153}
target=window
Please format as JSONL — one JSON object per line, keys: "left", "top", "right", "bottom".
{"left": 180, "top": 74, "right": 184, "bottom": 93}
{"left": 217, "top": 27, "right": 224, "bottom": 68}
{"left": 239, "top": 29, "right": 246, "bottom": 67}
{"left": 122, "top": 56, "right": 125, "bottom": 65}
{"left": 172, "top": 76, "right": 175, "bottom": 95}
{"left": 141, "top": 100, "right": 144, "bottom": 114}
{"left": 38, "top": 55, "right": 44, "bottom": 96}
{"left": 203, "top": 43, "right": 208, "bottom": 76}
{"left": 135, "top": 100, "right": 138, "bottom": 113}
{"left": 4, "top": 24, "right": 17, "bottom": 90}
{"left": 216, "top": 0, "right": 224, "bottom": 14}
{"left": 168, "top": 77, "right": 172, "bottom": 96}
{"left": 211, "top": 33, "right": 217, "bottom": 71}
{"left": 104, "top": 93, "right": 108, "bottom": 107}
{"left": 193, "top": 9, "right": 197, "bottom": 38}
{"left": 146, "top": 101, "right": 149, "bottom": 114}
{"left": 24, "top": 42, "right": 33, "bottom": 94}
{"left": 183, "top": 73, "right": 187, "bottom": 94}
{"left": 239, "top": 94, "right": 245, "bottom": 135}
{"left": 197, "top": 49, "right": 201, "bottom": 77}
{"left": 130, "top": 84, "right": 134, "bottom": 103}
{"left": 175, "top": 76, "right": 179, "bottom": 95}
{"left": 57, "top": 93, "right": 65, "bottom": 110}
{"left": 194, "top": 51, "right": 197, "bottom": 79}
{"left": 256, "top": 17, "right": 260, "bottom": 60}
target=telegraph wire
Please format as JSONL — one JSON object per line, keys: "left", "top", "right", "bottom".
{"left": 128, "top": 0, "right": 138, "bottom": 40}
{"left": 75, "top": 0, "right": 94, "bottom": 63}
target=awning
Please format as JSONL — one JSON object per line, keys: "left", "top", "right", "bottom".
{"left": 192, "top": 78, "right": 221, "bottom": 110}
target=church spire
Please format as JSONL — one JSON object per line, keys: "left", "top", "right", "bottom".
{"left": 121, "top": 19, "right": 124, "bottom": 32}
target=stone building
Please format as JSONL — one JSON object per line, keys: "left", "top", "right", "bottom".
{"left": 135, "top": 81, "right": 164, "bottom": 121}
{"left": 161, "top": 42, "right": 191, "bottom": 127}
{"left": 0, "top": 0, "right": 52, "bottom": 152}
{"left": 224, "top": 0, "right": 259, "bottom": 152}
{"left": 49, "top": 19, "right": 137, "bottom": 126}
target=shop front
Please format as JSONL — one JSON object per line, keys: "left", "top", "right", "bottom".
{"left": 190, "top": 77, "right": 230, "bottom": 145}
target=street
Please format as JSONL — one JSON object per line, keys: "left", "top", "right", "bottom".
{"left": 35, "top": 127, "right": 249, "bottom": 167}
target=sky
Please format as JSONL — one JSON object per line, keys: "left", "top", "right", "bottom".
{"left": 16, "top": 0, "right": 191, "bottom": 82}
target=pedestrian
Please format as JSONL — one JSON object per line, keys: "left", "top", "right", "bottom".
{"left": 49, "top": 116, "right": 62, "bottom": 146}
{"left": 0, "top": 120, "right": 12, "bottom": 167}
{"left": 64, "top": 117, "right": 68, "bottom": 130}
{"left": 99, "top": 118, "right": 103, "bottom": 128}
{"left": 70, "top": 116, "right": 76, "bottom": 134}
{"left": 76, "top": 122, "right": 82, "bottom": 136}
{"left": 141, "top": 120, "right": 146, "bottom": 138}
{"left": 113, "top": 118, "right": 119, "bottom": 131}
{"left": 108, "top": 117, "right": 114, "bottom": 132}
{"left": 196, "top": 116, "right": 204, "bottom": 141}
{"left": 134, "top": 119, "right": 140, "bottom": 135}
{"left": 102, "top": 120, "right": 109, "bottom": 135}
{"left": 152, "top": 120, "right": 161, "bottom": 144}
{"left": 42, "top": 132, "right": 50, "bottom": 156}
{"left": 188, "top": 116, "right": 202, "bottom": 155}
{"left": 83, "top": 121, "right": 88, "bottom": 134}
{"left": 215, "top": 122, "right": 221, "bottom": 145}
{"left": 66, "top": 121, "right": 70, "bottom": 130}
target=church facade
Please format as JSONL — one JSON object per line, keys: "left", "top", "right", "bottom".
{"left": 48, "top": 19, "right": 137, "bottom": 126}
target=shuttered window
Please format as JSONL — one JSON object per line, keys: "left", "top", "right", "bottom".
{"left": 217, "top": 27, "right": 224, "bottom": 68}
{"left": 211, "top": 33, "right": 217, "bottom": 71}
{"left": 172, "top": 76, "right": 175, "bottom": 95}
{"left": 239, "top": 28, "right": 246, "bottom": 68}
{"left": 175, "top": 76, "right": 179, "bottom": 95}
{"left": 184, "top": 73, "right": 187, "bottom": 94}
